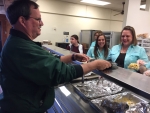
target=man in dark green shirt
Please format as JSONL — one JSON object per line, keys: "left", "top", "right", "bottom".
{"left": 0, "top": 0, "right": 111, "bottom": 113}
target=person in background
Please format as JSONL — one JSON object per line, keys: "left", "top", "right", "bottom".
{"left": 107, "top": 26, "right": 149, "bottom": 69}
{"left": 87, "top": 34, "right": 110, "bottom": 60}
{"left": 90, "top": 30, "right": 103, "bottom": 47}
{"left": 67, "top": 34, "right": 83, "bottom": 53}
{"left": 0, "top": 0, "right": 111, "bottom": 113}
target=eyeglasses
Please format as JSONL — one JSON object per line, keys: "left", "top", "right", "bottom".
{"left": 28, "top": 17, "right": 42, "bottom": 23}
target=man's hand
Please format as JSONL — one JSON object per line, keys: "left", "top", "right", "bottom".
{"left": 81, "top": 59, "right": 111, "bottom": 74}
{"left": 74, "top": 53, "right": 89, "bottom": 62}
{"left": 60, "top": 53, "right": 89, "bottom": 63}
{"left": 94, "top": 60, "right": 111, "bottom": 70}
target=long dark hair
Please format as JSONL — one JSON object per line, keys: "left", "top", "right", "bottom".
{"left": 94, "top": 34, "right": 109, "bottom": 59}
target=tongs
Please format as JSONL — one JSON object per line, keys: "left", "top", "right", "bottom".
{"left": 82, "top": 75, "right": 84, "bottom": 84}
{"left": 77, "top": 75, "right": 87, "bottom": 87}
{"left": 96, "top": 76, "right": 103, "bottom": 85}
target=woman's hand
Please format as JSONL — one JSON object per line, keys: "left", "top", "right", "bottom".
{"left": 143, "top": 70, "right": 150, "bottom": 76}
{"left": 137, "top": 59, "right": 146, "bottom": 65}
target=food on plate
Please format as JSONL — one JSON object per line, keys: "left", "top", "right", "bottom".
{"left": 128, "top": 63, "right": 139, "bottom": 70}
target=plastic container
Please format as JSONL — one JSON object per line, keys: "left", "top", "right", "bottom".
{"left": 66, "top": 38, "right": 68, "bottom": 42}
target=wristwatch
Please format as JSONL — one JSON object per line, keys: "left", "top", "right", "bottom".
{"left": 71, "top": 54, "right": 76, "bottom": 61}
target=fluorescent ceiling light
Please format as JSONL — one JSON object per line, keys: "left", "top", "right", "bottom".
{"left": 140, "top": 4, "right": 146, "bottom": 9}
{"left": 59, "top": 86, "right": 71, "bottom": 96}
{"left": 81, "top": 0, "right": 110, "bottom": 6}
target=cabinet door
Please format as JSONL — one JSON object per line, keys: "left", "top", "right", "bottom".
{"left": 56, "top": 43, "right": 69, "bottom": 49}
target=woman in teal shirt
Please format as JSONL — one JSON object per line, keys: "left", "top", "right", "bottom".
{"left": 107, "top": 26, "right": 148, "bottom": 69}
{"left": 90, "top": 30, "right": 103, "bottom": 47}
{"left": 87, "top": 34, "right": 110, "bottom": 60}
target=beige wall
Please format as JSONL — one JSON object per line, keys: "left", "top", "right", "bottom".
{"left": 123, "top": 0, "right": 150, "bottom": 35}
{"left": 35, "top": 0, "right": 123, "bottom": 44}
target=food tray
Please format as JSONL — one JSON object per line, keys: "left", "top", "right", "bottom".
{"left": 90, "top": 92, "right": 150, "bottom": 113}
{"left": 72, "top": 78, "right": 123, "bottom": 100}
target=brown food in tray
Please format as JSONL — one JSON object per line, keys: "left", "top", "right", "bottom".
{"left": 114, "top": 96, "right": 135, "bottom": 107}
{"left": 90, "top": 92, "right": 149, "bottom": 113}
{"left": 101, "top": 99, "right": 129, "bottom": 113}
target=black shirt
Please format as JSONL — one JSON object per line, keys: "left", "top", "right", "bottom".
{"left": 115, "top": 53, "right": 126, "bottom": 68}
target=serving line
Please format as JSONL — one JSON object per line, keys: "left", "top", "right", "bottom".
{"left": 43, "top": 45, "right": 150, "bottom": 100}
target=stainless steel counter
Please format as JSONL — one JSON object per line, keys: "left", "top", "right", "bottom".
{"left": 55, "top": 84, "right": 98, "bottom": 113}
{"left": 102, "top": 67, "right": 150, "bottom": 95}
{"left": 43, "top": 45, "right": 150, "bottom": 100}
{"left": 43, "top": 45, "right": 98, "bottom": 113}
{"left": 43, "top": 45, "right": 81, "bottom": 64}
{"left": 43, "top": 45, "right": 73, "bottom": 56}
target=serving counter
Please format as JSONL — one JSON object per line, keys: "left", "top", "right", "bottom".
{"left": 43, "top": 45, "right": 150, "bottom": 113}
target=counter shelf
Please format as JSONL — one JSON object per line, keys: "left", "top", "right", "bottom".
{"left": 43, "top": 45, "right": 150, "bottom": 112}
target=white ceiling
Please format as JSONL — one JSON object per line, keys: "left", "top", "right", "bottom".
{"left": 52, "top": 0, "right": 125, "bottom": 11}
{"left": 45, "top": 0, "right": 146, "bottom": 11}
{"left": 0, "top": 0, "right": 146, "bottom": 12}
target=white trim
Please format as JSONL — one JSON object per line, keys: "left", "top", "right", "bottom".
{"left": 69, "top": 43, "right": 83, "bottom": 53}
